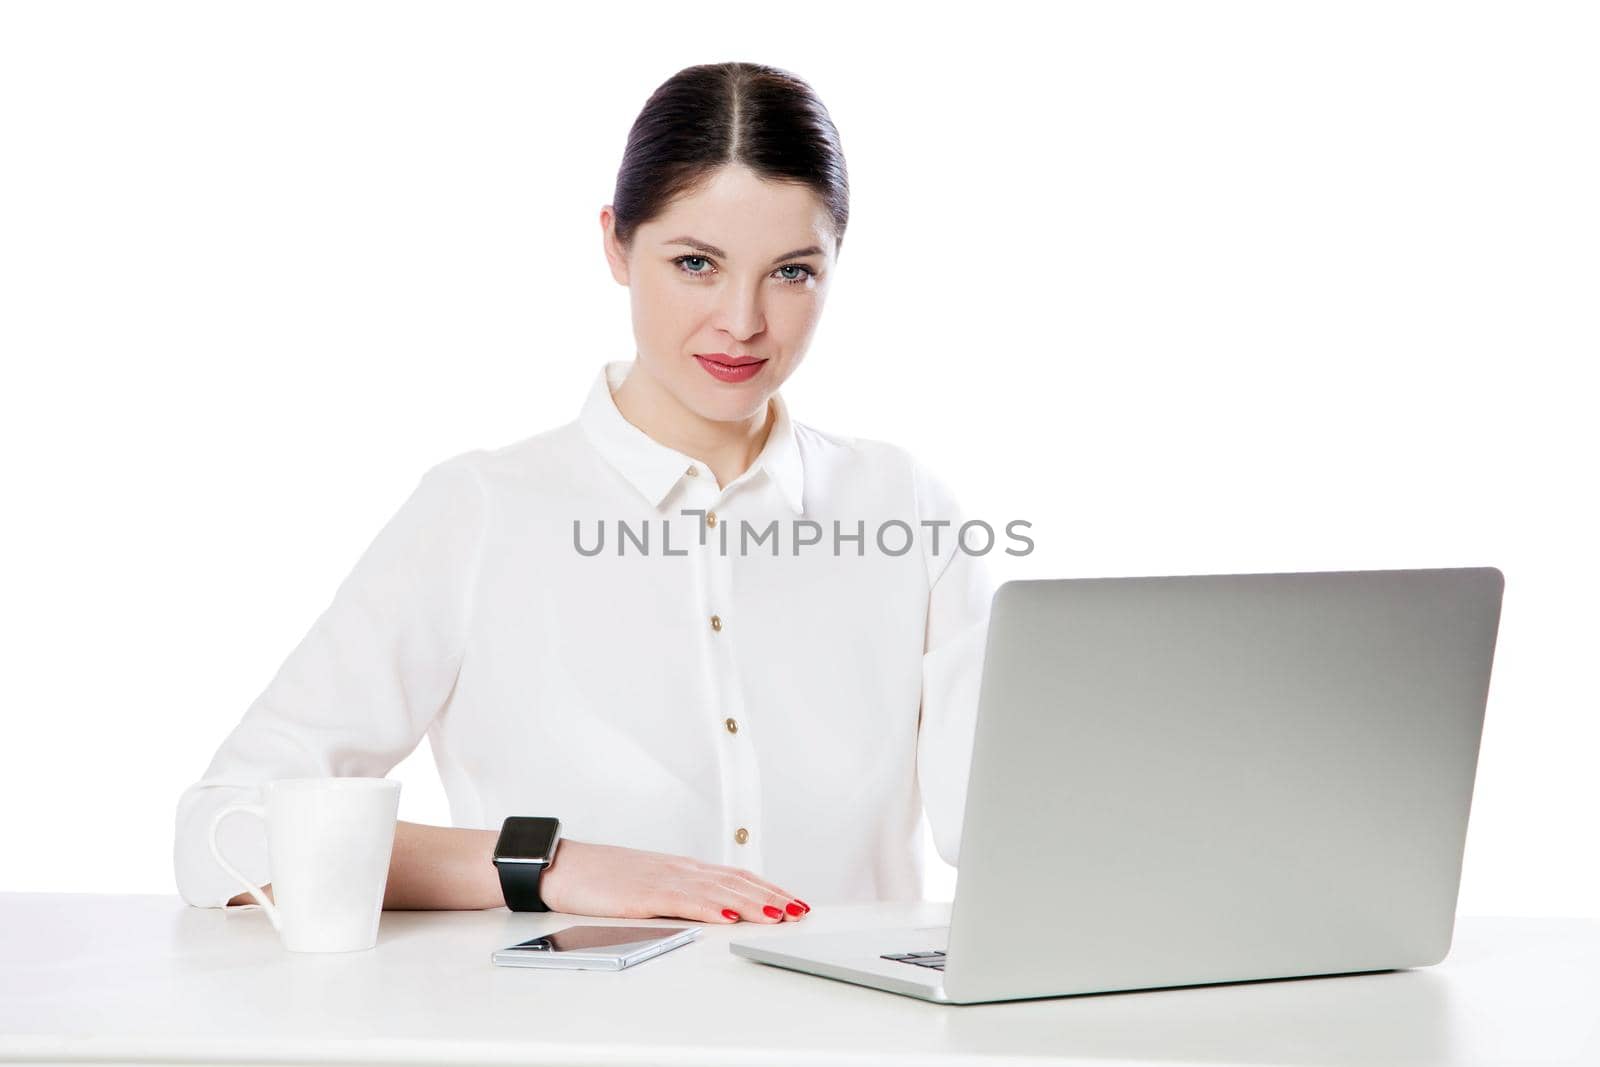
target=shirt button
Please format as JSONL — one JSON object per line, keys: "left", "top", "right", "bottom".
{"left": 706, "top": 510, "right": 718, "bottom": 528}
{"left": 685, "top": 465, "right": 699, "bottom": 477}
{"left": 710, "top": 614, "right": 722, "bottom": 632}
{"left": 734, "top": 827, "right": 749, "bottom": 845}
{"left": 724, "top": 717, "right": 738, "bottom": 734}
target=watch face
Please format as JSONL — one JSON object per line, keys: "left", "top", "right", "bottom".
{"left": 495, "top": 816, "right": 560, "bottom": 863}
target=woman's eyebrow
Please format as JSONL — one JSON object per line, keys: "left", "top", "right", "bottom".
{"left": 664, "top": 236, "right": 824, "bottom": 265}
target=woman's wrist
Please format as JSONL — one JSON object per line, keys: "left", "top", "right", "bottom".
{"left": 380, "top": 821, "right": 504, "bottom": 910}
{"left": 537, "top": 837, "right": 576, "bottom": 909}
{"left": 471, "top": 826, "right": 509, "bottom": 909}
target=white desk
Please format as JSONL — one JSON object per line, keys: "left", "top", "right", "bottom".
{"left": 1, "top": 893, "right": 1596, "bottom": 1066}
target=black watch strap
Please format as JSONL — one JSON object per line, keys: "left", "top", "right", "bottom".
{"left": 496, "top": 858, "right": 551, "bottom": 912}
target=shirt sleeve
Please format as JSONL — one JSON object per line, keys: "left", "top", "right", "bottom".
{"left": 172, "top": 452, "right": 489, "bottom": 908}
{"left": 910, "top": 456, "right": 1000, "bottom": 868}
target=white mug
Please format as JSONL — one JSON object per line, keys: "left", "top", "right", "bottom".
{"left": 208, "top": 777, "right": 401, "bottom": 952}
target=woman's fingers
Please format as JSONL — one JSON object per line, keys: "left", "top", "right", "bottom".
{"left": 717, "top": 866, "right": 809, "bottom": 920}
{"left": 709, "top": 879, "right": 784, "bottom": 923}
{"left": 660, "top": 882, "right": 747, "bottom": 925}
{"left": 710, "top": 874, "right": 807, "bottom": 923}
{"left": 715, "top": 864, "right": 786, "bottom": 898}
{"left": 654, "top": 877, "right": 795, "bottom": 925}
{"left": 754, "top": 873, "right": 809, "bottom": 914}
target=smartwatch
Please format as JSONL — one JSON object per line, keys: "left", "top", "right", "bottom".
{"left": 492, "top": 816, "right": 562, "bottom": 912}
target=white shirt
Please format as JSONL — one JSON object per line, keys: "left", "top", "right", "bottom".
{"left": 174, "top": 360, "right": 996, "bottom": 909}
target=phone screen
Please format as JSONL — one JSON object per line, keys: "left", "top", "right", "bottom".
{"left": 507, "top": 925, "right": 687, "bottom": 954}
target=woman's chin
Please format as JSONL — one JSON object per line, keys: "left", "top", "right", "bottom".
{"left": 683, "top": 383, "right": 771, "bottom": 423}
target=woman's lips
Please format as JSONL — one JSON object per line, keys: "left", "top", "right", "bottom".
{"left": 694, "top": 354, "right": 767, "bottom": 383}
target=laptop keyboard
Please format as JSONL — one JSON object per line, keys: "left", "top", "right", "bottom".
{"left": 882, "top": 950, "right": 946, "bottom": 971}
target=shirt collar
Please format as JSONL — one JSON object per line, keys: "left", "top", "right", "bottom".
{"left": 578, "top": 360, "right": 805, "bottom": 515}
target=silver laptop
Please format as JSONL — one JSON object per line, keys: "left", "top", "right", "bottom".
{"left": 730, "top": 567, "right": 1504, "bottom": 1004}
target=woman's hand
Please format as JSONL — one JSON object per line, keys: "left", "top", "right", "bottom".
{"left": 537, "top": 838, "right": 810, "bottom": 924}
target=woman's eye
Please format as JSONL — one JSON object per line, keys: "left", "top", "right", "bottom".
{"left": 672, "top": 256, "right": 816, "bottom": 286}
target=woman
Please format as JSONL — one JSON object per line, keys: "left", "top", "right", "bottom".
{"left": 175, "top": 62, "right": 995, "bottom": 926}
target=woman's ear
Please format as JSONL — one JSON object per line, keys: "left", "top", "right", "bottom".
{"left": 599, "top": 206, "right": 630, "bottom": 287}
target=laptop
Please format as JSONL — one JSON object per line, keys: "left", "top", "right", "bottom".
{"left": 729, "top": 567, "right": 1504, "bottom": 1004}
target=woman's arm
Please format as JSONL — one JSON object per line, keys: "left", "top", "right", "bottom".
{"left": 226, "top": 823, "right": 813, "bottom": 922}
{"left": 177, "top": 456, "right": 489, "bottom": 909}
{"left": 909, "top": 454, "right": 999, "bottom": 868}
{"left": 227, "top": 820, "right": 503, "bottom": 910}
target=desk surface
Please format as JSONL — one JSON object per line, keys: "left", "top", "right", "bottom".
{"left": 1, "top": 893, "right": 1596, "bottom": 1066}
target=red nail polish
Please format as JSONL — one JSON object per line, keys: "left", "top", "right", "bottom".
{"left": 762, "top": 905, "right": 783, "bottom": 919}
{"left": 795, "top": 899, "right": 810, "bottom": 913}
{"left": 721, "top": 908, "right": 740, "bottom": 921}
{"left": 785, "top": 901, "right": 804, "bottom": 916}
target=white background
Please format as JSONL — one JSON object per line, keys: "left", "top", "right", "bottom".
{"left": 1, "top": 1, "right": 1594, "bottom": 916}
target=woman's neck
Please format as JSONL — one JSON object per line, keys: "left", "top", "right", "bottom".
{"left": 612, "top": 363, "right": 774, "bottom": 490}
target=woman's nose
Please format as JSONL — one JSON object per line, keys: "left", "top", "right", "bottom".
{"left": 712, "top": 281, "right": 766, "bottom": 339}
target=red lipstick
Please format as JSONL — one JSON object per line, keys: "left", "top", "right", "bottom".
{"left": 694, "top": 353, "right": 767, "bottom": 383}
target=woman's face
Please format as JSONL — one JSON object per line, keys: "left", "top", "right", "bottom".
{"left": 601, "top": 164, "right": 836, "bottom": 424}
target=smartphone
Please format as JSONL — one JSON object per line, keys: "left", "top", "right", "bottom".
{"left": 490, "top": 925, "right": 698, "bottom": 971}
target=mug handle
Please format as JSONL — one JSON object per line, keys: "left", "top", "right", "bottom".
{"left": 208, "top": 802, "right": 283, "bottom": 932}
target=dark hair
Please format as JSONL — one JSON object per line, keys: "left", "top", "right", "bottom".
{"left": 611, "top": 62, "right": 849, "bottom": 257}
